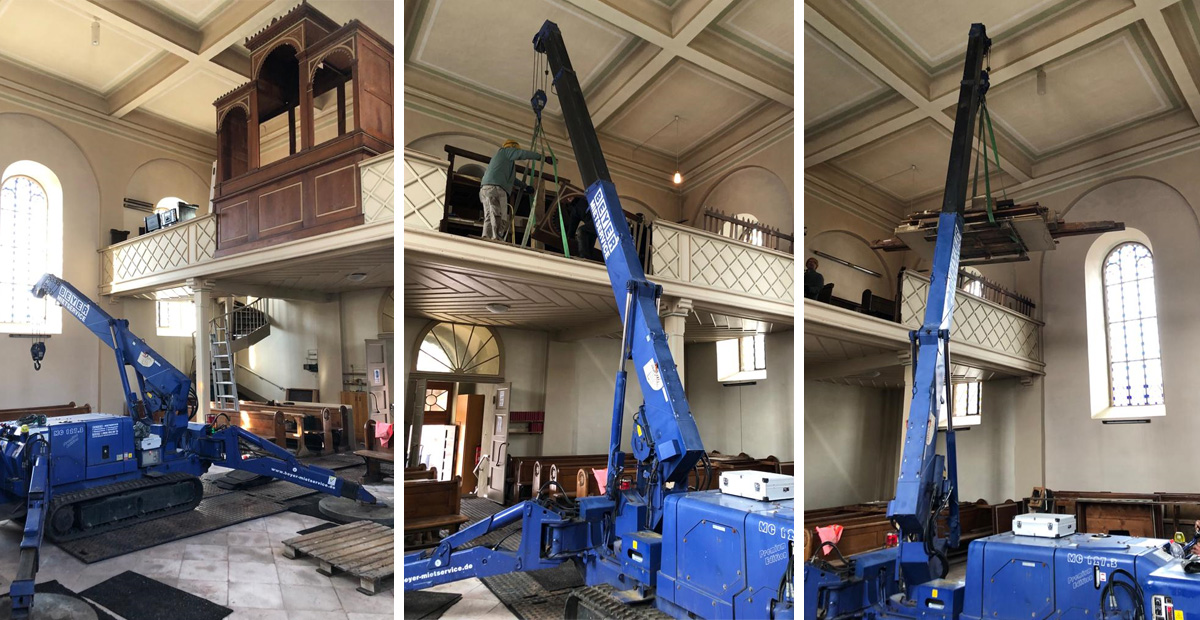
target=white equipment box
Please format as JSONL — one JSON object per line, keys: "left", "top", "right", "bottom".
{"left": 719, "top": 471, "right": 794, "bottom": 502}
{"left": 1013, "top": 513, "right": 1076, "bottom": 538}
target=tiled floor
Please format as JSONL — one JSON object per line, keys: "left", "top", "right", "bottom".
{"left": 426, "top": 577, "right": 518, "bottom": 619}
{"left": 0, "top": 479, "right": 396, "bottom": 620}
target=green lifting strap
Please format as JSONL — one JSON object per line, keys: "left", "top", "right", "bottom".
{"left": 970, "top": 100, "right": 1021, "bottom": 245}
{"left": 518, "top": 121, "right": 571, "bottom": 257}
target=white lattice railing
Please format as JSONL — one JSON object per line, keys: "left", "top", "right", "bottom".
{"left": 899, "top": 269, "right": 1042, "bottom": 361}
{"left": 650, "top": 220, "right": 794, "bottom": 303}
{"left": 403, "top": 148, "right": 447, "bottom": 230}
{"left": 101, "top": 213, "right": 217, "bottom": 286}
{"left": 361, "top": 151, "right": 395, "bottom": 224}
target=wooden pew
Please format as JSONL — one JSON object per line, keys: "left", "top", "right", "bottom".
{"left": 219, "top": 408, "right": 287, "bottom": 448}
{"left": 860, "top": 289, "right": 897, "bottom": 321}
{"left": 530, "top": 454, "right": 637, "bottom": 500}
{"left": 0, "top": 403, "right": 91, "bottom": 423}
{"left": 404, "top": 465, "right": 437, "bottom": 481}
{"left": 234, "top": 401, "right": 350, "bottom": 455}
{"left": 357, "top": 419, "right": 395, "bottom": 484}
{"left": 404, "top": 476, "right": 470, "bottom": 549}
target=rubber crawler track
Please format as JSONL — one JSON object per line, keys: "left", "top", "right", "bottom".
{"left": 45, "top": 473, "right": 203, "bottom": 542}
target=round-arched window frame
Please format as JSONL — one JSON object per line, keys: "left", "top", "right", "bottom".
{"left": 1101, "top": 242, "right": 1164, "bottom": 407}
{"left": 410, "top": 321, "right": 505, "bottom": 382}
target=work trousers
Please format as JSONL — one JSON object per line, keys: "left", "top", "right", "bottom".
{"left": 479, "top": 184, "right": 509, "bottom": 241}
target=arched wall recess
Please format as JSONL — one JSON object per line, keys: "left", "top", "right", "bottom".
{"left": 806, "top": 229, "right": 892, "bottom": 298}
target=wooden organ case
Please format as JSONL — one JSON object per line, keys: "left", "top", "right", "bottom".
{"left": 212, "top": 2, "right": 393, "bottom": 256}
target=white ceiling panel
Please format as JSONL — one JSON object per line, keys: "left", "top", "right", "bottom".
{"left": 141, "top": 69, "right": 241, "bottom": 132}
{"left": 986, "top": 25, "right": 1180, "bottom": 158}
{"left": 804, "top": 24, "right": 889, "bottom": 130}
{"left": 0, "top": 0, "right": 162, "bottom": 95}
{"left": 602, "top": 60, "right": 764, "bottom": 156}
{"left": 410, "top": 0, "right": 634, "bottom": 115}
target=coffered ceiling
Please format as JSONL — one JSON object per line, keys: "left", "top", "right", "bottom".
{"left": 404, "top": 0, "right": 793, "bottom": 162}
{"left": 805, "top": 0, "right": 1200, "bottom": 218}
{"left": 0, "top": 0, "right": 394, "bottom": 146}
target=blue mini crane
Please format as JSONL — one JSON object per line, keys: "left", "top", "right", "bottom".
{"left": 402, "top": 20, "right": 795, "bottom": 619}
{"left": 806, "top": 23, "right": 1200, "bottom": 620}
{"left": 0, "top": 274, "right": 376, "bottom": 619}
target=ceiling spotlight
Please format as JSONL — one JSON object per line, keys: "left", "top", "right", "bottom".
{"left": 486, "top": 303, "right": 510, "bottom": 314}
{"left": 92, "top": 19, "right": 100, "bottom": 46}
{"left": 346, "top": 272, "right": 368, "bottom": 282}
{"left": 673, "top": 171, "right": 682, "bottom": 185}
{"left": 1036, "top": 66, "right": 1046, "bottom": 96}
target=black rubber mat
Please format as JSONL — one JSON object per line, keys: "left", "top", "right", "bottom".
{"left": 404, "top": 591, "right": 461, "bottom": 620}
{"left": 528, "top": 563, "right": 585, "bottom": 592}
{"left": 304, "top": 452, "right": 365, "bottom": 470}
{"left": 0, "top": 580, "right": 118, "bottom": 620}
{"left": 480, "top": 570, "right": 572, "bottom": 620}
{"left": 57, "top": 492, "right": 287, "bottom": 563}
{"left": 82, "top": 571, "right": 232, "bottom": 620}
{"left": 200, "top": 478, "right": 233, "bottom": 498}
{"left": 212, "top": 469, "right": 272, "bottom": 490}
{"left": 286, "top": 496, "right": 339, "bottom": 523}
{"left": 296, "top": 521, "right": 339, "bottom": 536}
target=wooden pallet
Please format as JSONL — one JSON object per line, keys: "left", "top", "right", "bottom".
{"left": 282, "top": 520, "right": 394, "bottom": 594}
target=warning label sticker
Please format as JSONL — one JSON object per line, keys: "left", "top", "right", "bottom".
{"left": 92, "top": 423, "right": 119, "bottom": 438}
{"left": 643, "top": 360, "right": 663, "bottom": 392}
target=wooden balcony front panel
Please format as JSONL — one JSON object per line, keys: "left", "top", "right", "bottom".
{"left": 214, "top": 137, "right": 386, "bottom": 256}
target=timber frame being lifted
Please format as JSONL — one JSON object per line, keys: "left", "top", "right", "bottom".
{"left": 871, "top": 199, "right": 1125, "bottom": 266}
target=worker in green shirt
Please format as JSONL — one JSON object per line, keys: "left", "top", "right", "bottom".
{"left": 479, "top": 140, "right": 544, "bottom": 241}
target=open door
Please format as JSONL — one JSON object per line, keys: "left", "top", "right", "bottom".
{"left": 483, "top": 382, "right": 511, "bottom": 504}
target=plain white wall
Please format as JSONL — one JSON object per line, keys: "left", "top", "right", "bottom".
{"left": 685, "top": 332, "right": 795, "bottom": 460}
{"left": 1041, "top": 177, "right": 1200, "bottom": 491}
{"left": 543, "top": 336, "right": 647, "bottom": 456}
{"left": 0, "top": 113, "right": 101, "bottom": 411}
{"left": 802, "top": 381, "right": 899, "bottom": 509}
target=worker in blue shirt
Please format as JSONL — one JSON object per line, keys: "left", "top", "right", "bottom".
{"left": 479, "top": 140, "right": 544, "bottom": 240}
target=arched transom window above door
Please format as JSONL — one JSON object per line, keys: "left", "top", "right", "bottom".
{"left": 412, "top": 321, "right": 505, "bottom": 381}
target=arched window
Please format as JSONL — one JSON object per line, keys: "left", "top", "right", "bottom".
{"left": 412, "top": 322, "right": 504, "bottom": 381}
{"left": 0, "top": 162, "right": 62, "bottom": 334}
{"left": 961, "top": 267, "right": 984, "bottom": 298}
{"left": 721, "top": 212, "right": 764, "bottom": 247}
{"left": 1102, "top": 242, "right": 1164, "bottom": 407}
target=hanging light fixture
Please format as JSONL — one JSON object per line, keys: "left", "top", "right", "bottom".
{"left": 1036, "top": 66, "right": 1047, "bottom": 96}
{"left": 672, "top": 115, "right": 682, "bottom": 185}
{"left": 91, "top": 18, "right": 100, "bottom": 46}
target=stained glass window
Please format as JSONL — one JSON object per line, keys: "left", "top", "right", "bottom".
{"left": 0, "top": 175, "right": 50, "bottom": 329}
{"left": 1103, "top": 242, "right": 1164, "bottom": 407}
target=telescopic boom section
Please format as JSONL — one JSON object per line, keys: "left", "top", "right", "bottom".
{"left": 886, "top": 23, "right": 990, "bottom": 583}
{"left": 532, "top": 21, "right": 704, "bottom": 485}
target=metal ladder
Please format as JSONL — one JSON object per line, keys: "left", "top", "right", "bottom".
{"left": 210, "top": 314, "right": 238, "bottom": 412}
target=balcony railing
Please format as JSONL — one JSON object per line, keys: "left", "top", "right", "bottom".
{"left": 650, "top": 220, "right": 794, "bottom": 304}
{"left": 403, "top": 148, "right": 448, "bottom": 230}
{"left": 700, "top": 208, "right": 793, "bottom": 254}
{"left": 898, "top": 269, "right": 1042, "bottom": 361}
{"left": 101, "top": 213, "right": 217, "bottom": 287}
